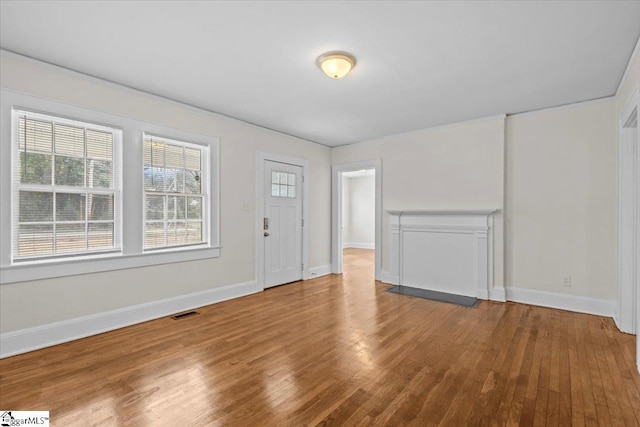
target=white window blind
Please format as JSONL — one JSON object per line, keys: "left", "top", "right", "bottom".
{"left": 143, "top": 134, "right": 208, "bottom": 250}
{"left": 12, "top": 110, "right": 122, "bottom": 261}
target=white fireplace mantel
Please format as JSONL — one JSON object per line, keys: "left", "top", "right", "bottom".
{"left": 388, "top": 210, "right": 497, "bottom": 300}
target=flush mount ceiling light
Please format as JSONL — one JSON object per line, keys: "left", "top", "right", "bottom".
{"left": 317, "top": 51, "right": 356, "bottom": 79}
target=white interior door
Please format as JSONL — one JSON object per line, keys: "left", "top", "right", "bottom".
{"left": 264, "top": 160, "right": 303, "bottom": 288}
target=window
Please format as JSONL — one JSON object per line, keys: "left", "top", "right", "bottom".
{"left": 143, "top": 134, "right": 208, "bottom": 250}
{"left": 271, "top": 171, "right": 296, "bottom": 198}
{"left": 1, "top": 90, "right": 220, "bottom": 284}
{"left": 12, "top": 110, "right": 121, "bottom": 261}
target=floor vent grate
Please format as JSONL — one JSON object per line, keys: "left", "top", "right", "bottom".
{"left": 171, "top": 310, "right": 200, "bottom": 320}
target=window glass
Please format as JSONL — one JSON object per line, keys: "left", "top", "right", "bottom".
{"left": 270, "top": 171, "right": 296, "bottom": 198}
{"left": 143, "top": 135, "right": 207, "bottom": 250}
{"left": 13, "top": 112, "right": 119, "bottom": 260}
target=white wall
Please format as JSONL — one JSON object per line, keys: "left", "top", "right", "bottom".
{"left": 0, "top": 53, "right": 332, "bottom": 333}
{"left": 505, "top": 99, "right": 617, "bottom": 299}
{"left": 331, "top": 116, "right": 506, "bottom": 288}
{"left": 342, "top": 175, "right": 375, "bottom": 248}
{"left": 332, "top": 99, "right": 620, "bottom": 305}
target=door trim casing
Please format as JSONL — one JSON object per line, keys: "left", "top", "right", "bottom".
{"left": 616, "top": 85, "right": 640, "bottom": 374}
{"left": 256, "top": 152, "right": 310, "bottom": 290}
{"left": 331, "top": 159, "right": 382, "bottom": 280}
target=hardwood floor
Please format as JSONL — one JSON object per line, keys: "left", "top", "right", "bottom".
{"left": 1, "top": 248, "right": 639, "bottom": 426}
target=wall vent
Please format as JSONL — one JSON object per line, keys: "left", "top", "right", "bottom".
{"left": 171, "top": 310, "right": 200, "bottom": 320}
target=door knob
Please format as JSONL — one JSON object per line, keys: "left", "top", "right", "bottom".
{"left": 264, "top": 232, "right": 270, "bottom": 236}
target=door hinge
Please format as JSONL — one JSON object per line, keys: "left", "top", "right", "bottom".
{"left": 302, "top": 175, "right": 305, "bottom": 183}
{"left": 301, "top": 263, "right": 304, "bottom": 271}
{"left": 301, "top": 219, "right": 304, "bottom": 227}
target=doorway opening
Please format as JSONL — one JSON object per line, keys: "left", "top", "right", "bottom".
{"left": 331, "top": 160, "right": 382, "bottom": 281}
{"left": 342, "top": 169, "right": 376, "bottom": 279}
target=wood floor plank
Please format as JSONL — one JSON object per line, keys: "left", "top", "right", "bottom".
{"left": 546, "top": 311, "right": 561, "bottom": 426}
{"left": 556, "top": 313, "right": 573, "bottom": 426}
{"left": 602, "top": 327, "right": 640, "bottom": 425}
{"left": 503, "top": 309, "right": 539, "bottom": 426}
{"left": 1, "top": 249, "right": 639, "bottom": 426}
{"left": 466, "top": 304, "right": 529, "bottom": 423}
{"left": 532, "top": 309, "right": 551, "bottom": 427}
{"left": 582, "top": 316, "right": 614, "bottom": 426}
{"left": 592, "top": 320, "right": 626, "bottom": 427}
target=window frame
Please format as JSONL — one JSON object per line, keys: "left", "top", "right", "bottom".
{"left": 142, "top": 133, "right": 210, "bottom": 252}
{"left": 0, "top": 90, "right": 220, "bottom": 284}
{"left": 11, "top": 109, "right": 124, "bottom": 262}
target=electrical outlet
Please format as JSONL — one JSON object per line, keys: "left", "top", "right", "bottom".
{"left": 242, "top": 202, "right": 250, "bottom": 211}
{"left": 563, "top": 276, "right": 572, "bottom": 287}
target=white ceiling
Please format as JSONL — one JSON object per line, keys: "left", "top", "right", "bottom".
{"left": 1, "top": 1, "right": 639, "bottom": 147}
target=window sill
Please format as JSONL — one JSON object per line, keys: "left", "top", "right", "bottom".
{"left": 0, "top": 246, "right": 221, "bottom": 284}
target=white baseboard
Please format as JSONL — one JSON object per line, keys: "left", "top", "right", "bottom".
{"left": 505, "top": 287, "right": 615, "bottom": 317}
{"left": 380, "top": 270, "right": 506, "bottom": 302}
{"left": 613, "top": 310, "right": 623, "bottom": 332}
{"left": 479, "top": 289, "right": 507, "bottom": 302}
{"left": 309, "top": 264, "right": 332, "bottom": 279}
{"left": 0, "top": 280, "right": 260, "bottom": 359}
{"left": 489, "top": 286, "right": 507, "bottom": 302}
{"left": 378, "top": 274, "right": 613, "bottom": 316}
{"left": 380, "top": 270, "right": 398, "bottom": 285}
{"left": 343, "top": 242, "right": 375, "bottom": 250}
